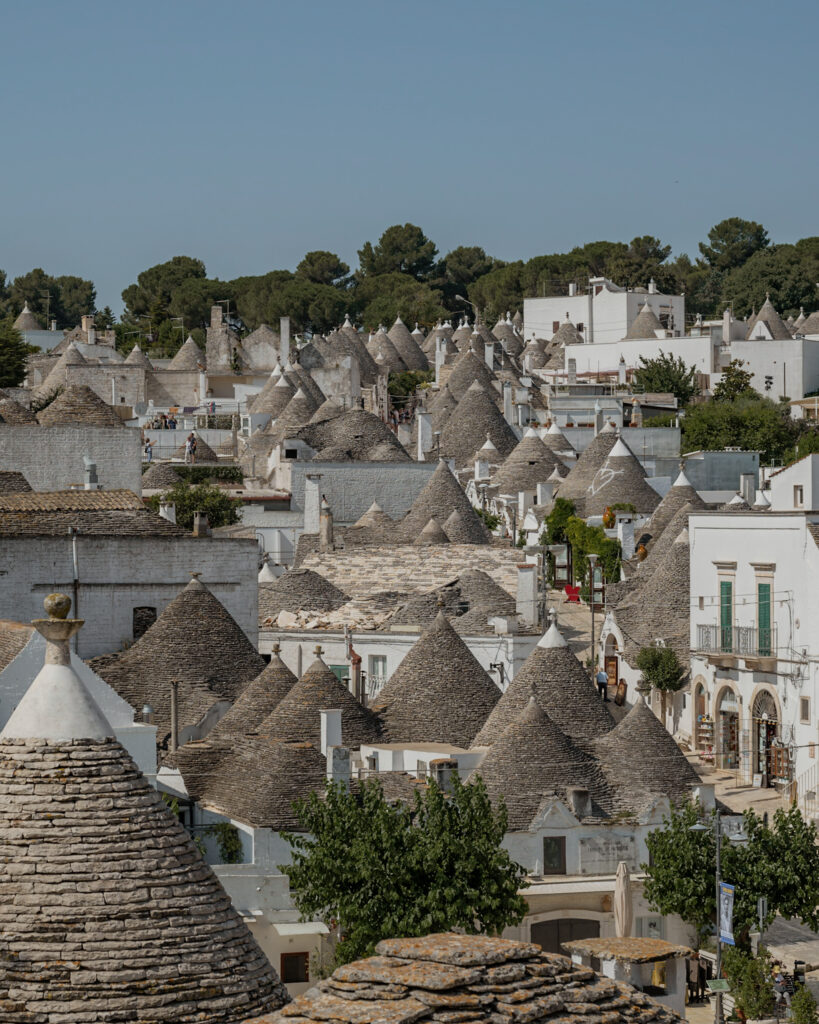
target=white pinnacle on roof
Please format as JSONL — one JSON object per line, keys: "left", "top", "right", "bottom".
{"left": 271, "top": 362, "right": 282, "bottom": 378}
{"left": 547, "top": 422, "right": 565, "bottom": 436}
{"left": 479, "top": 435, "right": 499, "bottom": 453}
{"left": 523, "top": 426, "right": 540, "bottom": 439}
{"left": 728, "top": 492, "right": 746, "bottom": 505}
{"left": 2, "top": 595, "right": 112, "bottom": 742}
{"left": 754, "top": 489, "right": 771, "bottom": 508}
{"left": 537, "top": 621, "right": 568, "bottom": 650}
{"left": 548, "top": 465, "right": 565, "bottom": 481}
{"left": 608, "top": 437, "right": 633, "bottom": 458}
{"left": 672, "top": 468, "right": 693, "bottom": 488}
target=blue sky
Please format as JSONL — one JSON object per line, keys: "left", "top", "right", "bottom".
{"left": 1, "top": 0, "right": 816, "bottom": 312}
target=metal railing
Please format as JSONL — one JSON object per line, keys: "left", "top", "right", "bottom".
{"left": 366, "top": 675, "right": 387, "bottom": 701}
{"left": 696, "top": 623, "right": 776, "bottom": 658}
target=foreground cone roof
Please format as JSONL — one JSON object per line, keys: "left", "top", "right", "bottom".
{"left": 625, "top": 300, "right": 663, "bottom": 339}
{"left": 473, "top": 622, "right": 614, "bottom": 746}
{"left": 556, "top": 422, "right": 618, "bottom": 515}
{"left": 124, "top": 342, "right": 153, "bottom": 368}
{"left": 445, "top": 350, "right": 498, "bottom": 401}
{"left": 0, "top": 594, "right": 286, "bottom": 1021}
{"left": 389, "top": 316, "right": 429, "bottom": 371}
{"left": 259, "top": 568, "right": 349, "bottom": 621}
{"left": 141, "top": 461, "right": 183, "bottom": 489}
{"left": 400, "top": 459, "right": 491, "bottom": 544}
{"left": 371, "top": 611, "right": 500, "bottom": 747}
{"left": 249, "top": 371, "right": 295, "bottom": 415}
{"left": 167, "top": 334, "right": 205, "bottom": 370}
{"left": 13, "top": 301, "right": 40, "bottom": 331}
{"left": 367, "top": 326, "right": 407, "bottom": 374}
{"left": 491, "top": 428, "right": 562, "bottom": 494}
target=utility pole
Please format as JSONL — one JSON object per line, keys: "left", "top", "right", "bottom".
{"left": 587, "top": 279, "right": 594, "bottom": 344}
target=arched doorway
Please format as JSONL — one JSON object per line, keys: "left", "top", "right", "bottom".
{"left": 716, "top": 686, "right": 739, "bottom": 770}
{"left": 752, "top": 690, "right": 779, "bottom": 786}
{"left": 530, "top": 917, "right": 600, "bottom": 955}
{"left": 693, "top": 678, "right": 712, "bottom": 755}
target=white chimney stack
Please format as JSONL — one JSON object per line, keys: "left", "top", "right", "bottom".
{"left": 159, "top": 502, "right": 176, "bottom": 524}
{"left": 320, "top": 709, "right": 343, "bottom": 758}
{"left": 280, "top": 316, "right": 290, "bottom": 365}
{"left": 516, "top": 564, "right": 538, "bottom": 626}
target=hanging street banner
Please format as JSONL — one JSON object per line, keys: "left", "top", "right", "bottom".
{"left": 719, "top": 882, "right": 735, "bottom": 946}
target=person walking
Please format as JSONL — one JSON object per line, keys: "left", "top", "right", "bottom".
{"left": 144, "top": 438, "right": 154, "bottom": 463}
{"left": 184, "top": 432, "right": 195, "bottom": 464}
{"left": 595, "top": 664, "right": 609, "bottom": 701}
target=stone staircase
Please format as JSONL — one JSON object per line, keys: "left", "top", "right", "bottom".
{"left": 300, "top": 544, "right": 524, "bottom": 599}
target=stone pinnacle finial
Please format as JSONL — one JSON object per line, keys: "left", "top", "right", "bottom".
{"left": 33, "top": 593, "right": 84, "bottom": 666}
{"left": 272, "top": 642, "right": 281, "bottom": 654}
{"left": 44, "top": 593, "right": 71, "bottom": 620}
{"left": 190, "top": 571, "right": 202, "bottom": 580}
{"left": 436, "top": 594, "right": 445, "bottom": 609}
{"left": 314, "top": 645, "right": 324, "bottom": 658}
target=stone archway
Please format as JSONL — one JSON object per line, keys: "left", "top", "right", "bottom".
{"left": 752, "top": 689, "right": 779, "bottom": 785}
{"left": 714, "top": 684, "right": 739, "bottom": 770}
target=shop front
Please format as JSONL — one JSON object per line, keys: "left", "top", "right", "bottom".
{"left": 716, "top": 685, "right": 739, "bottom": 770}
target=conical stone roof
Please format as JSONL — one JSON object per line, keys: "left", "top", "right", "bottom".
{"left": 445, "top": 351, "right": 498, "bottom": 402}
{"left": 798, "top": 310, "right": 819, "bottom": 336}
{"left": 747, "top": 295, "right": 792, "bottom": 340}
{"left": 593, "top": 694, "right": 701, "bottom": 813}
{"left": 473, "top": 622, "right": 614, "bottom": 746}
{"left": 388, "top": 317, "right": 429, "bottom": 370}
{"left": 625, "top": 301, "right": 662, "bottom": 339}
{"left": 522, "top": 339, "right": 546, "bottom": 369}
{"left": 367, "top": 327, "right": 407, "bottom": 374}
{"left": 264, "top": 387, "right": 318, "bottom": 444}
{"left": 438, "top": 381, "right": 518, "bottom": 468}
{"left": 89, "top": 577, "right": 265, "bottom": 746}
{"left": 474, "top": 698, "right": 600, "bottom": 829}
{"left": 259, "top": 568, "right": 348, "bottom": 621}
{"left": 172, "top": 432, "right": 219, "bottom": 461}
{"left": 371, "top": 611, "right": 500, "bottom": 747}
{"left": 0, "top": 596, "right": 286, "bottom": 1021}
{"left": 583, "top": 437, "right": 661, "bottom": 517}
{"left": 249, "top": 372, "right": 295, "bottom": 415}
{"left": 124, "top": 343, "right": 153, "bottom": 368}
{"left": 290, "top": 408, "right": 410, "bottom": 461}
{"left": 353, "top": 501, "right": 394, "bottom": 531}
{"left": 32, "top": 343, "right": 87, "bottom": 399}
{"left": 309, "top": 398, "right": 345, "bottom": 424}
{"left": 337, "top": 318, "right": 380, "bottom": 384}
{"left": 167, "top": 334, "right": 205, "bottom": 370}
{"left": 415, "top": 517, "right": 450, "bottom": 545}
{"left": 384, "top": 569, "right": 515, "bottom": 631}
{"left": 400, "top": 460, "right": 491, "bottom": 544}
{"left": 141, "top": 461, "right": 183, "bottom": 489}
{"left": 13, "top": 301, "right": 40, "bottom": 331}
{"left": 291, "top": 364, "right": 326, "bottom": 407}
{"left": 259, "top": 654, "right": 381, "bottom": 747}
{"left": 542, "top": 421, "right": 575, "bottom": 454}
{"left": 491, "top": 429, "right": 561, "bottom": 494}
{"left": 0, "top": 394, "right": 36, "bottom": 423}
{"left": 555, "top": 424, "right": 618, "bottom": 514}
{"left": 645, "top": 469, "right": 705, "bottom": 550}
{"left": 427, "top": 385, "right": 458, "bottom": 432}
{"left": 191, "top": 645, "right": 297, "bottom": 745}
{"left": 36, "top": 384, "right": 124, "bottom": 428}
{"left": 551, "top": 318, "right": 584, "bottom": 347}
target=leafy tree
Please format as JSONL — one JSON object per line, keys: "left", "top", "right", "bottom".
{"left": 168, "top": 277, "right": 225, "bottom": 329}
{"left": 358, "top": 224, "right": 438, "bottom": 280}
{"left": 791, "top": 982, "right": 818, "bottom": 1024}
{"left": 699, "top": 218, "right": 770, "bottom": 272}
{"left": 296, "top": 251, "right": 350, "bottom": 287}
{"left": 713, "top": 359, "right": 754, "bottom": 402}
{"left": 95, "top": 306, "right": 116, "bottom": 329}
{"left": 146, "top": 481, "right": 241, "bottom": 531}
{"left": 682, "top": 394, "right": 799, "bottom": 462}
{"left": 633, "top": 351, "right": 698, "bottom": 405}
{"left": 643, "top": 800, "right": 819, "bottom": 947}
{"left": 721, "top": 244, "right": 819, "bottom": 318}
{"left": 541, "top": 497, "right": 576, "bottom": 545}
{"left": 722, "top": 948, "right": 776, "bottom": 1020}
{"left": 468, "top": 262, "right": 525, "bottom": 321}
{"left": 282, "top": 775, "right": 527, "bottom": 966}
{"left": 231, "top": 270, "right": 296, "bottom": 330}
{"left": 122, "top": 256, "right": 207, "bottom": 318}
{"left": 634, "top": 645, "right": 685, "bottom": 721}
{"left": 0, "top": 318, "right": 35, "bottom": 387}
{"left": 7, "top": 268, "right": 95, "bottom": 329}
{"left": 388, "top": 369, "right": 434, "bottom": 403}
{"left": 353, "top": 272, "right": 446, "bottom": 330}
{"left": 55, "top": 275, "right": 96, "bottom": 327}
{"left": 606, "top": 235, "right": 673, "bottom": 290}
{"left": 565, "top": 516, "right": 621, "bottom": 587}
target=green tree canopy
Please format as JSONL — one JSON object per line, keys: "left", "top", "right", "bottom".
{"left": 6, "top": 268, "right": 96, "bottom": 329}
{"left": 643, "top": 800, "right": 819, "bottom": 947}
{"left": 699, "top": 218, "right": 770, "bottom": 271}
{"left": 633, "top": 351, "right": 698, "bottom": 405}
{"left": 122, "top": 256, "right": 207, "bottom": 319}
{"left": 146, "top": 480, "right": 241, "bottom": 531}
{"left": 296, "top": 251, "right": 350, "bottom": 287}
{"left": 713, "top": 359, "right": 754, "bottom": 402}
{"left": 606, "top": 235, "right": 673, "bottom": 290}
{"left": 352, "top": 272, "right": 446, "bottom": 330}
{"left": 720, "top": 243, "right": 819, "bottom": 318}
{"left": 635, "top": 645, "right": 686, "bottom": 720}
{"left": 358, "top": 224, "right": 438, "bottom": 280}
{"left": 0, "top": 318, "right": 34, "bottom": 387}
{"left": 282, "top": 775, "right": 527, "bottom": 966}
{"left": 682, "top": 394, "right": 800, "bottom": 462}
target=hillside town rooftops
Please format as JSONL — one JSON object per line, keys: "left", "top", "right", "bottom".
{"left": 400, "top": 460, "right": 492, "bottom": 545}
{"left": 259, "top": 568, "right": 349, "bottom": 623}
{"left": 438, "top": 381, "right": 518, "bottom": 468}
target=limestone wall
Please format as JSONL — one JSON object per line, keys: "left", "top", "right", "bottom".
{"left": 0, "top": 423, "right": 142, "bottom": 492}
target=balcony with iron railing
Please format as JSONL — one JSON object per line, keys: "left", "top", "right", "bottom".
{"left": 695, "top": 623, "right": 776, "bottom": 663}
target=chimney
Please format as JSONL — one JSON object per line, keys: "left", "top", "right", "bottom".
{"left": 430, "top": 757, "right": 457, "bottom": 793}
{"left": 326, "top": 745, "right": 351, "bottom": 789}
{"left": 159, "top": 501, "right": 176, "bottom": 524}
{"left": 484, "top": 342, "right": 494, "bottom": 370}
{"left": 502, "top": 382, "right": 514, "bottom": 426}
{"left": 618, "top": 354, "right": 627, "bottom": 386}
{"left": 280, "top": 316, "right": 291, "bottom": 366}
{"left": 50, "top": 319, "right": 57, "bottom": 331}
{"left": 434, "top": 335, "right": 446, "bottom": 384}
{"left": 740, "top": 473, "right": 755, "bottom": 506}
{"left": 320, "top": 709, "right": 343, "bottom": 757}
{"left": 567, "top": 358, "right": 577, "bottom": 385}
{"left": 319, "top": 495, "right": 334, "bottom": 551}
{"left": 83, "top": 457, "right": 99, "bottom": 490}
{"left": 536, "top": 482, "right": 553, "bottom": 505}
{"left": 350, "top": 648, "right": 364, "bottom": 703}
{"left": 81, "top": 314, "right": 93, "bottom": 334}
{"left": 475, "top": 454, "right": 490, "bottom": 482}
{"left": 631, "top": 397, "right": 643, "bottom": 427}
{"left": 616, "top": 516, "right": 635, "bottom": 560}
{"left": 594, "top": 400, "right": 604, "bottom": 436}
{"left": 87, "top": 325, "right": 96, "bottom": 346}
{"left": 210, "top": 305, "right": 223, "bottom": 328}
{"left": 304, "top": 473, "right": 322, "bottom": 532}
{"left": 648, "top": 278, "right": 657, "bottom": 294}
{"left": 192, "top": 511, "right": 211, "bottom": 537}
{"left": 516, "top": 564, "right": 538, "bottom": 626}
{"left": 566, "top": 786, "right": 592, "bottom": 819}
{"left": 416, "top": 410, "right": 432, "bottom": 460}
{"left": 169, "top": 680, "right": 179, "bottom": 752}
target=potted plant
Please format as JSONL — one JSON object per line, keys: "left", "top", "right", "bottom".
{"left": 735, "top": 955, "right": 776, "bottom": 1024}
{"left": 791, "top": 985, "right": 818, "bottom": 1024}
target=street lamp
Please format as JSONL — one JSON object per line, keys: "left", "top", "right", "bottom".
{"left": 588, "top": 553, "right": 599, "bottom": 674}
{"left": 690, "top": 810, "right": 749, "bottom": 1024}
{"left": 455, "top": 294, "right": 479, "bottom": 321}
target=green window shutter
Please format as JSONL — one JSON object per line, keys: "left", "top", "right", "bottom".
{"left": 720, "top": 580, "right": 733, "bottom": 653}
{"left": 758, "top": 582, "right": 771, "bottom": 656}
{"left": 329, "top": 664, "right": 348, "bottom": 682}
